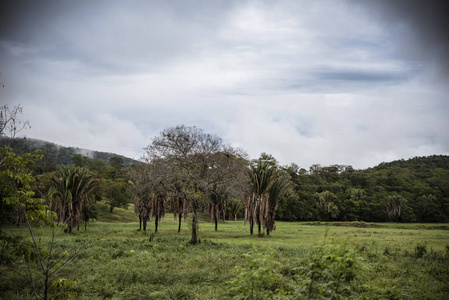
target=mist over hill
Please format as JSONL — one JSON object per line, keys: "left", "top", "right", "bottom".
{"left": 1, "top": 137, "right": 138, "bottom": 167}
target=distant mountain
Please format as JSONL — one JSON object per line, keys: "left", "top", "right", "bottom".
{"left": 1, "top": 137, "right": 138, "bottom": 167}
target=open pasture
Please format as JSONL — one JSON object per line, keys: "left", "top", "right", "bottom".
{"left": 1, "top": 219, "right": 448, "bottom": 299}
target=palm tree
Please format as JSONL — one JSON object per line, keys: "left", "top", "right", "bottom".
{"left": 317, "top": 191, "right": 338, "bottom": 221}
{"left": 385, "top": 194, "right": 406, "bottom": 222}
{"left": 244, "top": 160, "right": 276, "bottom": 234}
{"left": 227, "top": 199, "right": 243, "bottom": 221}
{"left": 263, "top": 175, "right": 291, "bottom": 235}
{"left": 244, "top": 159, "right": 290, "bottom": 235}
{"left": 350, "top": 188, "right": 366, "bottom": 203}
{"left": 49, "top": 166, "right": 98, "bottom": 233}
{"left": 207, "top": 186, "right": 228, "bottom": 231}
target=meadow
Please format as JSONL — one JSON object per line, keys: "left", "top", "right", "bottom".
{"left": 1, "top": 207, "right": 448, "bottom": 299}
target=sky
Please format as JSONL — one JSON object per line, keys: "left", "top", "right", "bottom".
{"left": 1, "top": 0, "right": 448, "bottom": 169}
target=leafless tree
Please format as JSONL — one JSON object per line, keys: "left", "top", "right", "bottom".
{"left": 0, "top": 104, "right": 30, "bottom": 141}
{"left": 144, "top": 125, "right": 248, "bottom": 244}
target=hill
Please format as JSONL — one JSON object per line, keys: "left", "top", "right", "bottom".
{"left": 374, "top": 155, "right": 449, "bottom": 170}
{"left": 0, "top": 137, "right": 138, "bottom": 167}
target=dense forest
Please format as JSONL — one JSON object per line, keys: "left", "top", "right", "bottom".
{"left": 2, "top": 135, "right": 448, "bottom": 227}
{"left": 277, "top": 155, "right": 449, "bottom": 223}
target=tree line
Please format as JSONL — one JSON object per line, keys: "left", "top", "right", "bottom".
{"left": 2, "top": 107, "right": 449, "bottom": 245}
{"left": 277, "top": 157, "right": 449, "bottom": 223}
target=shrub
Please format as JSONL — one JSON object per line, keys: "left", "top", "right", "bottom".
{"left": 415, "top": 243, "right": 427, "bottom": 258}
{"left": 294, "top": 241, "right": 359, "bottom": 299}
{"left": 226, "top": 247, "right": 286, "bottom": 299}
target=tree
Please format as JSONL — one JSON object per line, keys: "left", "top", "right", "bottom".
{"left": 0, "top": 147, "right": 79, "bottom": 300}
{"left": 104, "top": 181, "right": 130, "bottom": 213}
{"left": 244, "top": 157, "right": 291, "bottom": 235}
{"left": 151, "top": 191, "right": 166, "bottom": 233}
{"left": 227, "top": 198, "right": 243, "bottom": 220}
{"left": 48, "top": 166, "right": 98, "bottom": 233}
{"left": 244, "top": 160, "right": 276, "bottom": 235}
{"left": 144, "top": 125, "right": 247, "bottom": 244}
{"left": 0, "top": 104, "right": 30, "bottom": 141}
{"left": 207, "top": 151, "right": 248, "bottom": 231}
{"left": 170, "top": 182, "right": 189, "bottom": 233}
{"left": 207, "top": 184, "right": 228, "bottom": 231}
{"left": 264, "top": 174, "right": 291, "bottom": 235}
{"left": 384, "top": 194, "right": 406, "bottom": 222}
{"left": 128, "top": 164, "right": 152, "bottom": 231}
{"left": 317, "top": 191, "right": 339, "bottom": 221}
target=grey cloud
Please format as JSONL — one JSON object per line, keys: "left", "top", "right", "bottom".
{"left": 314, "top": 69, "right": 408, "bottom": 83}
{"left": 355, "top": 0, "right": 449, "bottom": 79}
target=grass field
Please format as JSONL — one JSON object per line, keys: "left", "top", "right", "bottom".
{"left": 1, "top": 210, "right": 448, "bottom": 299}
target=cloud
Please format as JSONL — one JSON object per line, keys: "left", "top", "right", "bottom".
{"left": 1, "top": 0, "right": 448, "bottom": 169}
{"left": 353, "top": 0, "right": 449, "bottom": 80}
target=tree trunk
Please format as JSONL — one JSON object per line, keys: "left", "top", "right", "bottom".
{"left": 214, "top": 215, "right": 218, "bottom": 231}
{"left": 178, "top": 212, "right": 182, "bottom": 233}
{"left": 234, "top": 214, "right": 237, "bottom": 221}
{"left": 155, "top": 217, "right": 159, "bottom": 233}
{"left": 257, "top": 221, "right": 261, "bottom": 234}
{"left": 249, "top": 218, "right": 254, "bottom": 235}
{"left": 44, "top": 270, "right": 49, "bottom": 300}
{"left": 191, "top": 214, "right": 198, "bottom": 244}
{"left": 190, "top": 199, "right": 199, "bottom": 244}
{"left": 143, "top": 219, "right": 147, "bottom": 231}
{"left": 138, "top": 216, "right": 142, "bottom": 231}
{"left": 110, "top": 206, "right": 114, "bottom": 213}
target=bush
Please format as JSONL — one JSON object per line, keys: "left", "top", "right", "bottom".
{"left": 415, "top": 243, "right": 427, "bottom": 258}
{"left": 226, "top": 247, "right": 287, "bottom": 299}
{"left": 294, "top": 241, "right": 359, "bottom": 299}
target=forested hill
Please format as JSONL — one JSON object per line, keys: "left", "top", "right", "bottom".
{"left": 1, "top": 137, "right": 137, "bottom": 167}
{"left": 374, "top": 155, "right": 449, "bottom": 171}
{"left": 277, "top": 154, "right": 449, "bottom": 223}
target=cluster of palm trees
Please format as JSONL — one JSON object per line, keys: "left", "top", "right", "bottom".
{"left": 244, "top": 160, "right": 291, "bottom": 235}
{"left": 47, "top": 166, "right": 98, "bottom": 233}
{"left": 385, "top": 194, "right": 407, "bottom": 222}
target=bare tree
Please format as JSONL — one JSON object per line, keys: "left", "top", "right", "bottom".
{"left": 128, "top": 164, "right": 152, "bottom": 231}
{"left": 144, "top": 125, "right": 247, "bottom": 244}
{"left": 0, "top": 104, "right": 30, "bottom": 141}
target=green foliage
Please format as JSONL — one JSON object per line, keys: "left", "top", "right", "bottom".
{"left": 294, "top": 240, "right": 359, "bottom": 299}
{"left": 226, "top": 248, "right": 285, "bottom": 299}
{"left": 103, "top": 181, "right": 131, "bottom": 212}
{"left": 1, "top": 221, "right": 449, "bottom": 299}
{"left": 278, "top": 156, "right": 449, "bottom": 223}
{"left": 0, "top": 147, "right": 43, "bottom": 223}
{"left": 48, "top": 166, "right": 99, "bottom": 233}
{"left": 415, "top": 243, "right": 427, "bottom": 258}
{"left": 0, "top": 146, "right": 80, "bottom": 300}
{"left": 50, "top": 278, "right": 78, "bottom": 300}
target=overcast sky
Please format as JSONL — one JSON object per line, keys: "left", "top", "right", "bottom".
{"left": 1, "top": 0, "right": 448, "bottom": 169}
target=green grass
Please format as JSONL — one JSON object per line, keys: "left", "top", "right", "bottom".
{"left": 1, "top": 215, "right": 449, "bottom": 299}
{"left": 95, "top": 201, "right": 137, "bottom": 223}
